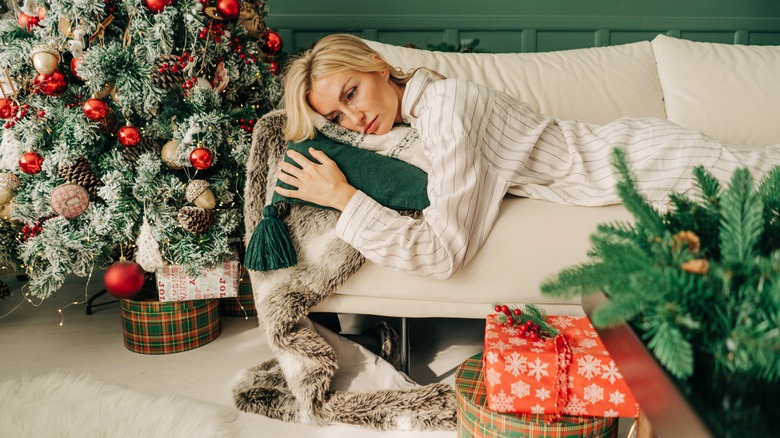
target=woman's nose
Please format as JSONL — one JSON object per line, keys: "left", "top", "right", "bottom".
{"left": 343, "top": 107, "right": 364, "bottom": 127}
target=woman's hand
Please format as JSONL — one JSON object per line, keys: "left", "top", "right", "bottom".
{"left": 274, "top": 148, "right": 357, "bottom": 211}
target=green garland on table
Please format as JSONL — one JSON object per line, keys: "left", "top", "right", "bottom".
{"left": 541, "top": 148, "right": 780, "bottom": 384}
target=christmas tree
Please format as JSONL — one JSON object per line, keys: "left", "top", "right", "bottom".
{"left": 0, "top": 0, "right": 282, "bottom": 300}
{"left": 542, "top": 149, "right": 780, "bottom": 385}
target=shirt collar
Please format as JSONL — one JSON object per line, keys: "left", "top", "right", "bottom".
{"left": 401, "top": 68, "right": 441, "bottom": 124}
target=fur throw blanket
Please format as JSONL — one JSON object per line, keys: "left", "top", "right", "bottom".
{"left": 232, "top": 110, "right": 456, "bottom": 431}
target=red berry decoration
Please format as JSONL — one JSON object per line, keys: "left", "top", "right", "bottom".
{"left": 266, "top": 60, "right": 279, "bottom": 75}
{"left": 104, "top": 260, "right": 146, "bottom": 299}
{"left": 494, "top": 305, "right": 502, "bottom": 313}
{"left": 144, "top": 0, "right": 174, "bottom": 13}
{"left": 261, "top": 30, "right": 283, "bottom": 56}
{"left": 189, "top": 147, "right": 214, "bottom": 170}
{"left": 513, "top": 308, "right": 522, "bottom": 316}
{"left": 82, "top": 98, "right": 109, "bottom": 121}
{"left": 118, "top": 125, "right": 142, "bottom": 147}
{"left": 0, "top": 98, "right": 17, "bottom": 120}
{"left": 19, "top": 151, "right": 44, "bottom": 174}
{"left": 216, "top": 0, "right": 240, "bottom": 20}
{"left": 500, "top": 304, "right": 510, "bottom": 315}
{"left": 33, "top": 70, "right": 68, "bottom": 96}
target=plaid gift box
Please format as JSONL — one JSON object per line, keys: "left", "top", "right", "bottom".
{"left": 120, "top": 297, "right": 221, "bottom": 354}
{"left": 484, "top": 314, "right": 638, "bottom": 418}
{"left": 156, "top": 259, "right": 240, "bottom": 302}
{"left": 456, "top": 353, "right": 618, "bottom": 437}
{"left": 220, "top": 268, "right": 257, "bottom": 317}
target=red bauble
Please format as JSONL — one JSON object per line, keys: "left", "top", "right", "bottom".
{"left": 71, "top": 57, "right": 83, "bottom": 80}
{"left": 216, "top": 0, "right": 240, "bottom": 20}
{"left": 0, "top": 98, "right": 17, "bottom": 120}
{"left": 189, "top": 147, "right": 214, "bottom": 170}
{"left": 261, "top": 30, "right": 283, "bottom": 56}
{"left": 37, "top": 7, "right": 46, "bottom": 20}
{"left": 144, "top": 0, "right": 174, "bottom": 12}
{"left": 19, "top": 151, "right": 44, "bottom": 175}
{"left": 33, "top": 70, "right": 68, "bottom": 96}
{"left": 104, "top": 261, "right": 145, "bottom": 299}
{"left": 118, "top": 125, "right": 142, "bottom": 147}
{"left": 83, "top": 98, "right": 109, "bottom": 121}
{"left": 266, "top": 60, "right": 279, "bottom": 75}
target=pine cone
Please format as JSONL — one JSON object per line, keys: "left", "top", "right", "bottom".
{"left": 59, "top": 157, "right": 103, "bottom": 198}
{"left": 123, "top": 137, "right": 162, "bottom": 164}
{"left": 0, "top": 280, "right": 10, "bottom": 299}
{"left": 151, "top": 54, "right": 184, "bottom": 90}
{"left": 177, "top": 206, "right": 214, "bottom": 233}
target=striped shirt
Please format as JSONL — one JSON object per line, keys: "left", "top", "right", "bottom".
{"left": 335, "top": 69, "right": 780, "bottom": 279}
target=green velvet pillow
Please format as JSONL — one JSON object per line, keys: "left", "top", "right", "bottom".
{"left": 245, "top": 133, "right": 429, "bottom": 272}
{"left": 272, "top": 133, "right": 430, "bottom": 211}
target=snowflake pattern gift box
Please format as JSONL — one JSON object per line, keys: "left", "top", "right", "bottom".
{"left": 483, "top": 313, "right": 638, "bottom": 417}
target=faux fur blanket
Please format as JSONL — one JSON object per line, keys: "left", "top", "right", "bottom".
{"left": 232, "top": 110, "right": 456, "bottom": 431}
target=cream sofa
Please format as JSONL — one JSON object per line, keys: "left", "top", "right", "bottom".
{"left": 310, "top": 35, "right": 780, "bottom": 319}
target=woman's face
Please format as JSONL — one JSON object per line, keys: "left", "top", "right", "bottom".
{"left": 308, "top": 69, "right": 403, "bottom": 135}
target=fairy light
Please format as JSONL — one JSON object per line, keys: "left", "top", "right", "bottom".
{"left": 56, "top": 262, "right": 96, "bottom": 326}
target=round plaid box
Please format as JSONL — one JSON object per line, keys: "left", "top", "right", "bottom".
{"left": 220, "top": 269, "right": 256, "bottom": 317}
{"left": 455, "top": 353, "right": 618, "bottom": 438}
{"left": 120, "top": 297, "right": 221, "bottom": 354}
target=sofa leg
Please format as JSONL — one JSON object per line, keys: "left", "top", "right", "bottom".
{"left": 400, "top": 317, "right": 410, "bottom": 375}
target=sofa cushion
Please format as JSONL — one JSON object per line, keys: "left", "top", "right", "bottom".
{"left": 652, "top": 34, "right": 780, "bottom": 147}
{"left": 365, "top": 39, "right": 666, "bottom": 124}
{"left": 317, "top": 197, "right": 633, "bottom": 318}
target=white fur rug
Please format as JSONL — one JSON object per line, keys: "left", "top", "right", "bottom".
{"left": 0, "top": 372, "right": 240, "bottom": 438}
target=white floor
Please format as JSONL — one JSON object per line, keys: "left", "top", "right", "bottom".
{"left": 0, "top": 275, "right": 631, "bottom": 437}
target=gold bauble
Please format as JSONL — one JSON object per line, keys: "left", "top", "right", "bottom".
{"left": 161, "top": 139, "right": 184, "bottom": 170}
{"left": 0, "top": 187, "right": 14, "bottom": 206}
{"left": 0, "top": 200, "right": 15, "bottom": 221}
{"left": 109, "top": 86, "right": 122, "bottom": 103}
{"left": 31, "top": 46, "right": 61, "bottom": 75}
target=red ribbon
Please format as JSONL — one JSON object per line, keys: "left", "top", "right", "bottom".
{"left": 550, "top": 333, "right": 573, "bottom": 422}
{"left": 27, "top": 17, "right": 39, "bottom": 32}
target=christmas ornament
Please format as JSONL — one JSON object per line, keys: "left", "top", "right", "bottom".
{"left": 151, "top": 54, "right": 185, "bottom": 90}
{"left": 185, "top": 179, "right": 216, "bottom": 210}
{"left": 238, "top": 2, "right": 264, "bottom": 38}
{"left": 161, "top": 139, "right": 184, "bottom": 170}
{"left": 177, "top": 206, "right": 214, "bottom": 233}
{"left": 266, "top": 60, "right": 279, "bottom": 75}
{"left": 50, "top": 183, "right": 90, "bottom": 219}
{"left": 59, "top": 157, "right": 103, "bottom": 197}
{"left": 123, "top": 137, "right": 161, "bottom": 164}
{"left": 0, "top": 172, "right": 21, "bottom": 206}
{"left": 30, "top": 46, "right": 60, "bottom": 75}
{"left": 93, "top": 83, "right": 113, "bottom": 99}
{"left": 19, "top": 151, "right": 43, "bottom": 174}
{"left": 104, "top": 260, "right": 145, "bottom": 299}
{"left": 216, "top": 0, "right": 240, "bottom": 20}
{"left": 70, "top": 57, "right": 83, "bottom": 80}
{"left": 0, "top": 200, "right": 15, "bottom": 221}
{"left": 33, "top": 70, "right": 68, "bottom": 96}
{"left": 144, "top": 0, "right": 173, "bottom": 13}
{"left": 261, "top": 30, "right": 283, "bottom": 56}
{"left": 82, "top": 98, "right": 109, "bottom": 121}
{"left": 189, "top": 147, "right": 213, "bottom": 170}
{"left": 0, "top": 98, "right": 17, "bottom": 119}
{"left": 17, "top": 12, "right": 41, "bottom": 31}
{"left": 210, "top": 61, "right": 229, "bottom": 92}
{"left": 22, "top": 218, "right": 45, "bottom": 240}
{"left": 109, "top": 86, "right": 122, "bottom": 103}
{"left": 118, "top": 124, "right": 141, "bottom": 147}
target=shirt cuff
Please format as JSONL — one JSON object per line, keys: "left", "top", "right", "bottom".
{"left": 335, "top": 190, "right": 383, "bottom": 244}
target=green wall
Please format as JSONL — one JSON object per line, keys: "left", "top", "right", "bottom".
{"left": 264, "top": 0, "right": 780, "bottom": 53}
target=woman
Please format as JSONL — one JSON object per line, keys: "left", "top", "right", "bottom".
{"left": 276, "top": 33, "right": 780, "bottom": 279}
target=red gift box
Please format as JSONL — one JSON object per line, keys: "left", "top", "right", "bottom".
{"left": 483, "top": 313, "right": 638, "bottom": 418}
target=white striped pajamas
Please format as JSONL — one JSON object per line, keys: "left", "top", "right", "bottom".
{"left": 334, "top": 70, "right": 780, "bottom": 279}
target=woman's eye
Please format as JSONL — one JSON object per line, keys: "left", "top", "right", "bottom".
{"left": 332, "top": 114, "right": 342, "bottom": 124}
{"left": 346, "top": 87, "right": 356, "bottom": 101}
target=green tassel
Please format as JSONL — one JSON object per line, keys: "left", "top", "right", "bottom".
{"left": 244, "top": 204, "right": 297, "bottom": 271}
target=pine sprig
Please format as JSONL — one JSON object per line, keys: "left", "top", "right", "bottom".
{"left": 542, "top": 147, "right": 780, "bottom": 385}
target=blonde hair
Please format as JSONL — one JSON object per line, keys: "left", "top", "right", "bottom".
{"left": 282, "top": 33, "right": 415, "bottom": 142}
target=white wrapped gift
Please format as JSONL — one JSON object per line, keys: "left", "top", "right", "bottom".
{"left": 156, "top": 260, "right": 239, "bottom": 302}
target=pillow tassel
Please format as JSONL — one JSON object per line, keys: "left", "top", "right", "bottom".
{"left": 245, "top": 204, "right": 297, "bottom": 271}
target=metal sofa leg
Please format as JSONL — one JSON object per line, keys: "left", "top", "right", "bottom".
{"left": 400, "top": 317, "right": 410, "bottom": 375}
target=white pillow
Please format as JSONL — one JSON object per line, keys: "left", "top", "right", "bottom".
{"left": 364, "top": 39, "right": 666, "bottom": 125}
{"left": 652, "top": 34, "right": 780, "bottom": 147}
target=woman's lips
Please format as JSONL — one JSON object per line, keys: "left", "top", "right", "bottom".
{"left": 364, "top": 116, "right": 378, "bottom": 134}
